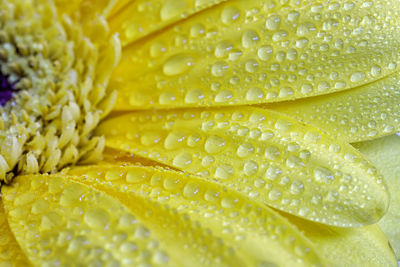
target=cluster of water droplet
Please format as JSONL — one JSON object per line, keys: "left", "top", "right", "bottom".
{"left": 3, "top": 175, "right": 170, "bottom": 266}
{"left": 99, "top": 107, "right": 388, "bottom": 226}
{"left": 112, "top": 0, "right": 400, "bottom": 110}
{"left": 69, "top": 165, "right": 323, "bottom": 266}
{"left": 274, "top": 72, "right": 400, "bottom": 142}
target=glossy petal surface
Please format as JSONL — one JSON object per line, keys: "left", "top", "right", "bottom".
{"left": 0, "top": 199, "right": 30, "bottom": 266}
{"left": 354, "top": 135, "right": 400, "bottom": 259}
{"left": 270, "top": 71, "right": 400, "bottom": 143}
{"left": 68, "top": 164, "right": 325, "bottom": 266}
{"left": 3, "top": 173, "right": 254, "bottom": 266}
{"left": 109, "top": 0, "right": 227, "bottom": 45}
{"left": 110, "top": 0, "right": 400, "bottom": 110}
{"left": 98, "top": 107, "right": 388, "bottom": 226}
{"left": 285, "top": 214, "right": 397, "bottom": 266}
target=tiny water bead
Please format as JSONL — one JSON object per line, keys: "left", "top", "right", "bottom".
{"left": 98, "top": 107, "right": 389, "bottom": 226}
{"left": 66, "top": 165, "right": 325, "bottom": 266}
{"left": 112, "top": 0, "right": 400, "bottom": 110}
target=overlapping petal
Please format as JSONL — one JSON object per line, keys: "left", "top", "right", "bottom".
{"left": 68, "top": 164, "right": 326, "bottom": 266}
{"left": 97, "top": 107, "right": 389, "bottom": 226}
{"left": 0, "top": 0, "right": 399, "bottom": 265}
{"left": 110, "top": 0, "right": 400, "bottom": 110}
{"left": 109, "top": 0, "right": 227, "bottom": 45}
{"left": 354, "top": 134, "right": 400, "bottom": 259}
{"left": 269, "top": 72, "right": 400, "bottom": 143}
{"left": 0, "top": 199, "right": 30, "bottom": 266}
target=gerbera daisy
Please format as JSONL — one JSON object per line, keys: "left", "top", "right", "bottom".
{"left": 0, "top": 0, "right": 399, "bottom": 266}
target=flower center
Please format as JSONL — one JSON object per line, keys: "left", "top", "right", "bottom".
{"left": 0, "top": 0, "right": 119, "bottom": 184}
{"left": 0, "top": 72, "right": 14, "bottom": 106}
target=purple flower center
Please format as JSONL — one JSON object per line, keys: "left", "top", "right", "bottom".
{"left": 0, "top": 74, "right": 14, "bottom": 106}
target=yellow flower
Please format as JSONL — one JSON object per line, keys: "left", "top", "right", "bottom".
{"left": 0, "top": 0, "right": 399, "bottom": 266}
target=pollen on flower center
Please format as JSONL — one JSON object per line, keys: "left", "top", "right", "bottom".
{"left": 0, "top": 0, "right": 120, "bottom": 184}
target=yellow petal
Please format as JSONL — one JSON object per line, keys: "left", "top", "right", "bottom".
{"left": 97, "top": 107, "right": 388, "bottom": 226}
{"left": 354, "top": 134, "right": 400, "bottom": 259}
{"left": 0, "top": 199, "right": 31, "bottom": 266}
{"left": 67, "top": 164, "right": 326, "bottom": 266}
{"left": 284, "top": 214, "right": 397, "bottom": 266}
{"left": 269, "top": 71, "right": 400, "bottom": 143}
{"left": 110, "top": 0, "right": 400, "bottom": 110}
{"left": 109, "top": 0, "right": 227, "bottom": 45}
{"left": 3, "top": 173, "right": 259, "bottom": 266}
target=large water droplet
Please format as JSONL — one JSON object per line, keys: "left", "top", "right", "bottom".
{"left": 205, "top": 135, "right": 226, "bottom": 154}
{"left": 163, "top": 54, "right": 193, "bottom": 76}
{"left": 221, "top": 6, "right": 240, "bottom": 25}
{"left": 160, "top": 0, "right": 187, "bottom": 21}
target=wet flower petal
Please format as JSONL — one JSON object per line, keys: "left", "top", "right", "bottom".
{"left": 0, "top": 199, "right": 30, "bottom": 266}
{"left": 270, "top": 71, "right": 400, "bottom": 143}
{"left": 97, "top": 107, "right": 389, "bottom": 226}
{"left": 285, "top": 214, "right": 397, "bottom": 266}
{"left": 110, "top": 0, "right": 400, "bottom": 110}
{"left": 354, "top": 134, "right": 400, "bottom": 259}
{"left": 109, "top": 0, "right": 227, "bottom": 45}
{"left": 68, "top": 164, "right": 326, "bottom": 266}
{"left": 3, "top": 171, "right": 323, "bottom": 266}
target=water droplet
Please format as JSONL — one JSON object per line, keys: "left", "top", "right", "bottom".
{"left": 245, "top": 59, "right": 259, "bottom": 73}
{"left": 163, "top": 54, "right": 193, "bottom": 76}
{"left": 204, "top": 189, "right": 219, "bottom": 202}
{"left": 140, "top": 132, "right": 161, "bottom": 146}
{"left": 296, "top": 22, "right": 316, "bottom": 37}
{"left": 134, "top": 226, "right": 150, "bottom": 239}
{"left": 290, "top": 180, "right": 304, "bottom": 195}
{"left": 84, "top": 208, "right": 110, "bottom": 229}
{"left": 215, "top": 164, "right": 234, "bottom": 179}
{"left": 268, "top": 189, "right": 282, "bottom": 201}
{"left": 243, "top": 160, "right": 259, "bottom": 176}
{"left": 242, "top": 30, "right": 260, "bottom": 48}
{"left": 190, "top": 23, "right": 205, "bottom": 37}
{"left": 105, "top": 170, "right": 122, "bottom": 181}
{"left": 257, "top": 45, "right": 273, "bottom": 61}
{"left": 205, "top": 135, "right": 226, "bottom": 154}
{"left": 163, "top": 177, "right": 182, "bottom": 191}
{"left": 119, "top": 214, "right": 137, "bottom": 228}
{"left": 184, "top": 89, "right": 204, "bottom": 103}
{"left": 221, "top": 6, "right": 240, "bottom": 25}
{"left": 160, "top": 0, "right": 187, "bottom": 21}
{"left": 126, "top": 169, "right": 147, "bottom": 183}
{"left": 60, "top": 184, "right": 87, "bottom": 206}
{"left": 264, "top": 146, "right": 281, "bottom": 160}
{"left": 221, "top": 197, "right": 238, "bottom": 208}
{"left": 317, "top": 82, "right": 330, "bottom": 91}
{"left": 202, "top": 155, "right": 215, "bottom": 166}
{"left": 214, "top": 90, "right": 233, "bottom": 102}
{"left": 265, "top": 165, "right": 282, "bottom": 180}
{"left": 183, "top": 183, "right": 199, "bottom": 198}
{"left": 215, "top": 41, "right": 233, "bottom": 58}
{"left": 304, "top": 131, "right": 321, "bottom": 143}
{"left": 153, "top": 250, "right": 169, "bottom": 264}
{"left": 246, "top": 87, "right": 264, "bottom": 101}
{"left": 237, "top": 143, "right": 255, "bottom": 158}
{"left": 314, "top": 167, "right": 334, "bottom": 183}
{"left": 159, "top": 92, "right": 176, "bottom": 104}
{"left": 164, "top": 132, "right": 186, "bottom": 150}
{"left": 350, "top": 72, "right": 366, "bottom": 82}
{"left": 211, "top": 61, "right": 229, "bottom": 77}
{"left": 265, "top": 15, "right": 281, "bottom": 30}
{"left": 370, "top": 65, "right": 381, "bottom": 77}
{"left": 173, "top": 152, "right": 192, "bottom": 168}
{"left": 150, "top": 42, "right": 166, "bottom": 58}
